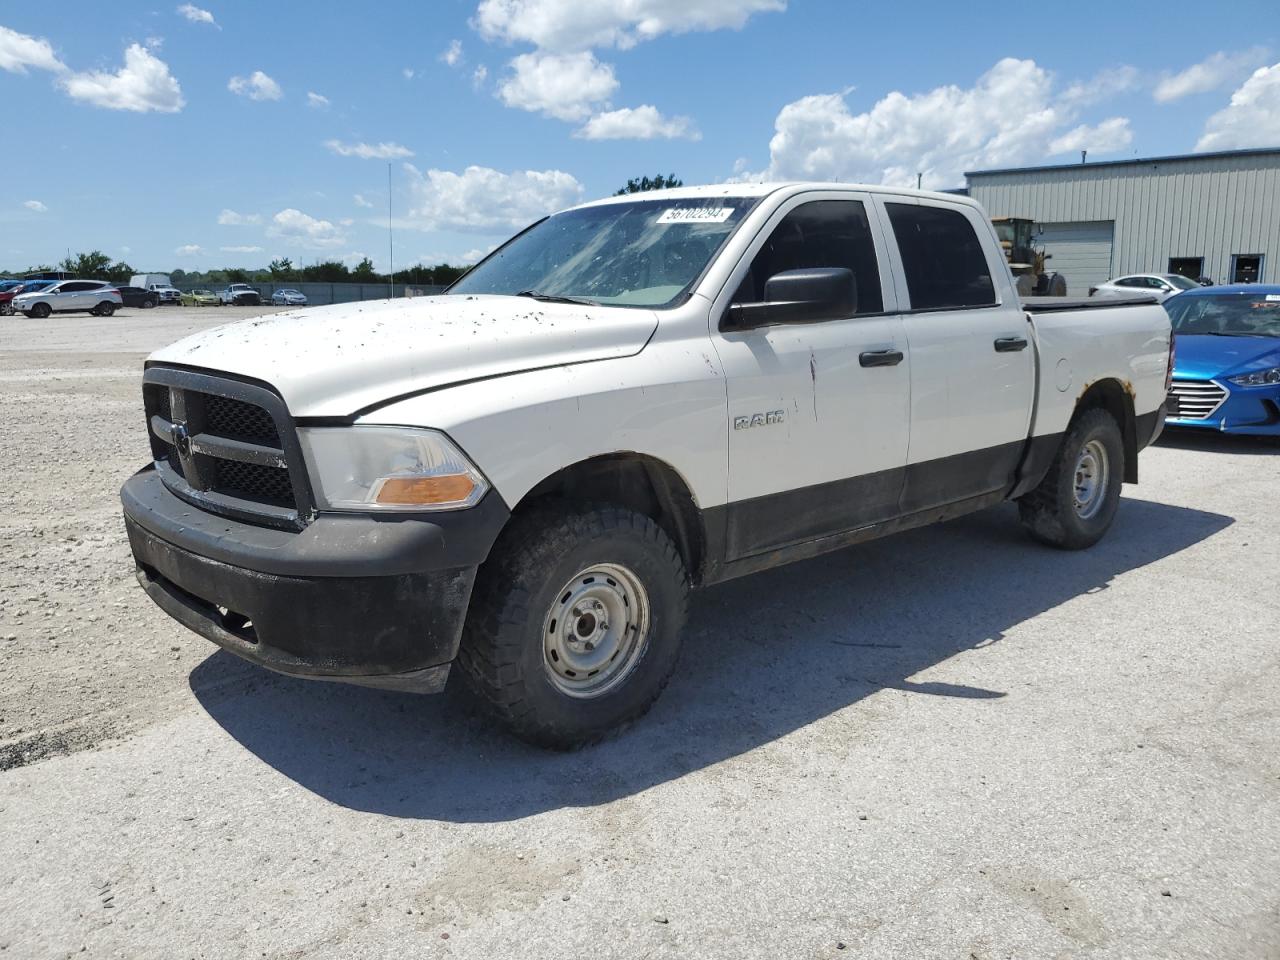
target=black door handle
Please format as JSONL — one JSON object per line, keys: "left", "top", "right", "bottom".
{"left": 859, "top": 349, "right": 904, "bottom": 367}
{"left": 994, "top": 336, "right": 1029, "bottom": 352}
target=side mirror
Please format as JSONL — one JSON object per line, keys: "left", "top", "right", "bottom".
{"left": 724, "top": 268, "right": 857, "bottom": 330}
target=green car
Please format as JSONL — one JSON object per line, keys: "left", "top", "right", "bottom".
{"left": 181, "top": 289, "right": 221, "bottom": 307}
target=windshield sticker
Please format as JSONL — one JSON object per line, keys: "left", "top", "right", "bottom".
{"left": 657, "top": 207, "right": 734, "bottom": 224}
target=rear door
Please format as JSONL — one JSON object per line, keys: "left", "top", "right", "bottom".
{"left": 874, "top": 197, "right": 1034, "bottom": 513}
{"left": 712, "top": 192, "right": 911, "bottom": 560}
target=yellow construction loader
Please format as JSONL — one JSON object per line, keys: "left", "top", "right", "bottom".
{"left": 992, "top": 217, "right": 1067, "bottom": 297}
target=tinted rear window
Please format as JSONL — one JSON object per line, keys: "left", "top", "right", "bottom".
{"left": 886, "top": 203, "right": 996, "bottom": 310}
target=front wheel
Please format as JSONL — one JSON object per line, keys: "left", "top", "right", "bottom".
{"left": 458, "top": 503, "right": 690, "bottom": 749}
{"left": 142, "top": 297, "right": 156, "bottom": 309}
{"left": 1018, "top": 408, "right": 1124, "bottom": 549}
{"left": 31, "top": 303, "right": 51, "bottom": 319}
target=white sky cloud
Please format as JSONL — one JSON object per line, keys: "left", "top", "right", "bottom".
{"left": 402, "top": 164, "right": 583, "bottom": 232}
{"left": 325, "top": 139, "right": 415, "bottom": 160}
{"left": 441, "top": 39, "right": 463, "bottom": 67}
{"left": 267, "top": 209, "right": 346, "bottom": 249}
{"left": 1154, "top": 48, "right": 1270, "bottom": 103}
{"left": 23, "top": 200, "right": 48, "bottom": 212}
{"left": 460, "top": 244, "right": 499, "bottom": 263}
{"left": 576, "top": 104, "right": 699, "bottom": 140}
{"left": 1049, "top": 117, "right": 1133, "bottom": 155}
{"left": 498, "top": 51, "right": 616, "bottom": 121}
{"left": 752, "top": 58, "right": 1136, "bottom": 189}
{"left": 306, "top": 91, "right": 329, "bottom": 108}
{"left": 1195, "top": 62, "right": 1280, "bottom": 152}
{"left": 217, "top": 209, "right": 262, "bottom": 225}
{"left": 472, "top": 64, "right": 488, "bottom": 89}
{"left": 228, "top": 70, "right": 282, "bottom": 101}
{"left": 403, "top": 67, "right": 415, "bottom": 80}
{"left": 60, "top": 43, "right": 184, "bottom": 113}
{"left": 353, "top": 193, "right": 375, "bottom": 208}
{"left": 220, "top": 245, "right": 264, "bottom": 253}
{"left": 473, "top": 0, "right": 786, "bottom": 51}
{"left": 1061, "top": 65, "right": 1139, "bottom": 107}
{"left": 175, "top": 244, "right": 203, "bottom": 255}
{"left": 177, "top": 4, "right": 218, "bottom": 27}
{"left": 0, "top": 25, "right": 66, "bottom": 74}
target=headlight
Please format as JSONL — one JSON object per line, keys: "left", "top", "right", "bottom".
{"left": 1228, "top": 367, "right": 1280, "bottom": 386}
{"left": 298, "top": 426, "right": 489, "bottom": 512}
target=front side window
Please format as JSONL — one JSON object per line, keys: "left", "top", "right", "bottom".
{"left": 886, "top": 203, "right": 996, "bottom": 310}
{"left": 449, "top": 196, "right": 761, "bottom": 308}
{"left": 733, "top": 199, "right": 884, "bottom": 314}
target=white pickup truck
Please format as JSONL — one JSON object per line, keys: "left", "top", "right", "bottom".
{"left": 121, "top": 183, "right": 1171, "bottom": 747}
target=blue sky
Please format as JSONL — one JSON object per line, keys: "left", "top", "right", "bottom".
{"left": 2, "top": 0, "right": 1278, "bottom": 273}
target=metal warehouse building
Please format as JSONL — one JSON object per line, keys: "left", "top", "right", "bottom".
{"left": 966, "top": 147, "right": 1280, "bottom": 297}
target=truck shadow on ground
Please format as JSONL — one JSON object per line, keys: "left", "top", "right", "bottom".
{"left": 190, "top": 497, "right": 1231, "bottom": 822}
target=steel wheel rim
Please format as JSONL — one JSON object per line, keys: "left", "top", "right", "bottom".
{"left": 542, "top": 562, "right": 651, "bottom": 699}
{"left": 1073, "top": 439, "right": 1109, "bottom": 520}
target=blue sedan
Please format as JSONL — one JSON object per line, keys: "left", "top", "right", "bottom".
{"left": 1164, "top": 284, "right": 1280, "bottom": 435}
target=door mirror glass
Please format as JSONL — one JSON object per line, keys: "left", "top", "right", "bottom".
{"left": 726, "top": 268, "right": 857, "bottom": 329}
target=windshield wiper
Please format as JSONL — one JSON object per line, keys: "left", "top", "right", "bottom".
{"left": 514, "top": 289, "right": 600, "bottom": 306}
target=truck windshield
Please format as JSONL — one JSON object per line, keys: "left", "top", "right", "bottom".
{"left": 448, "top": 196, "right": 761, "bottom": 308}
{"left": 1165, "top": 294, "right": 1280, "bottom": 337}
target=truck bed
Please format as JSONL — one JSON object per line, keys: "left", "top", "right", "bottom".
{"left": 1021, "top": 295, "right": 1158, "bottom": 313}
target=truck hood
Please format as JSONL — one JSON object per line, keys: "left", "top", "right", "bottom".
{"left": 148, "top": 295, "right": 659, "bottom": 417}
{"left": 1173, "top": 334, "right": 1280, "bottom": 380}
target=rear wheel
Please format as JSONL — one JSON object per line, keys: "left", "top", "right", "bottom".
{"left": 94, "top": 302, "right": 116, "bottom": 317}
{"left": 458, "top": 502, "right": 689, "bottom": 749}
{"left": 1018, "top": 408, "right": 1124, "bottom": 549}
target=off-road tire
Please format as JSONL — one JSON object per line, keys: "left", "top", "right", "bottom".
{"left": 1018, "top": 407, "right": 1124, "bottom": 550}
{"left": 458, "top": 502, "right": 690, "bottom": 749}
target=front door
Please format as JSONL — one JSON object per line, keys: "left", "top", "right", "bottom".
{"left": 874, "top": 197, "right": 1035, "bottom": 514}
{"left": 712, "top": 194, "right": 911, "bottom": 561}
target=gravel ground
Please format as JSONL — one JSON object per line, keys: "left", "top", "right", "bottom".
{"left": 1, "top": 307, "right": 1277, "bottom": 959}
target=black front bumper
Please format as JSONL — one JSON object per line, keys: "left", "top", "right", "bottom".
{"left": 122, "top": 467, "right": 509, "bottom": 693}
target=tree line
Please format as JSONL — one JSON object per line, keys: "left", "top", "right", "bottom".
{"left": 2, "top": 251, "right": 469, "bottom": 287}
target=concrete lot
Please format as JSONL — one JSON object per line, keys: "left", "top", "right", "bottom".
{"left": 1, "top": 306, "right": 1277, "bottom": 959}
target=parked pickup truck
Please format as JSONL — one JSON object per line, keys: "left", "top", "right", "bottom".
{"left": 121, "top": 183, "right": 1172, "bottom": 747}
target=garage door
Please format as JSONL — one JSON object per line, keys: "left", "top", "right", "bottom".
{"left": 1038, "top": 221, "right": 1114, "bottom": 297}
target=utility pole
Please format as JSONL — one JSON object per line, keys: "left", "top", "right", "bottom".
{"left": 916, "top": 172, "right": 922, "bottom": 190}
{"left": 387, "top": 162, "right": 395, "bottom": 299}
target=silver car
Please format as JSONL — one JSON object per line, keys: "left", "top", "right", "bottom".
{"left": 12, "top": 279, "right": 123, "bottom": 318}
{"left": 271, "top": 288, "right": 308, "bottom": 306}
{"left": 1090, "top": 273, "right": 1201, "bottom": 302}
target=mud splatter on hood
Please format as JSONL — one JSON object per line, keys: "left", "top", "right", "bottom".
{"left": 148, "top": 295, "right": 658, "bottom": 417}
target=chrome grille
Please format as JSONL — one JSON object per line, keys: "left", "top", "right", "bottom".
{"left": 1169, "top": 379, "right": 1228, "bottom": 420}
{"left": 142, "top": 372, "right": 305, "bottom": 527}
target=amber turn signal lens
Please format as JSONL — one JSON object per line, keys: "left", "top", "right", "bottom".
{"left": 374, "top": 474, "right": 477, "bottom": 506}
